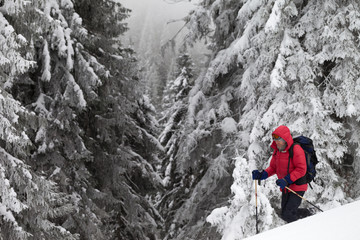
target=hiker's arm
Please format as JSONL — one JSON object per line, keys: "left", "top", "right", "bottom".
{"left": 290, "top": 145, "right": 306, "bottom": 181}
{"left": 265, "top": 154, "right": 276, "bottom": 177}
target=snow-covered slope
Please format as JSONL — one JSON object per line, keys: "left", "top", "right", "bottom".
{"left": 245, "top": 200, "right": 360, "bottom": 240}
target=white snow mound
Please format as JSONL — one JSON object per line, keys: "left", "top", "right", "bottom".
{"left": 244, "top": 200, "right": 360, "bottom": 240}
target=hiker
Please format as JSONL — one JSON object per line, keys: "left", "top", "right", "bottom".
{"left": 252, "top": 125, "right": 311, "bottom": 222}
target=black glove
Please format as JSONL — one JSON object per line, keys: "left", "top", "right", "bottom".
{"left": 252, "top": 170, "right": 268, "bottom": 180}
{"left": 276, "top": 174, "right": 293, "bottom": 190}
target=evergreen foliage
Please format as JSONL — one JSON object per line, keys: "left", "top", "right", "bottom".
{"left": 159, "top": 50, "right": 195, "bottom": 185}
{"left": 2, "top": 0, "right": 360, "bottom": 239}
{"left": 160, "top": 0, "right": 360, "bottom": 239}
{"left": 1, "top": 0, "right": 162, "bottom": 239}
{"left": 157, "top": 50, "right": 199, "bottom": 239}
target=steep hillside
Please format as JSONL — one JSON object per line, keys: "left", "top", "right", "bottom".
{"left": 245, "top": 200, "right": 360, "bottom": 240}
{"left": 158, "top": 0, "right": 360, "bottom": 239}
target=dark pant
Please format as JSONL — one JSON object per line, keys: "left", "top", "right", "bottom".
{"left": 281, "top": 190, "right": 305, "bottom": 223}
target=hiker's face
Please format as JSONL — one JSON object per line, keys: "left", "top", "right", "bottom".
{"left": 275, "top": 139, "right": 287, "bottom": 151}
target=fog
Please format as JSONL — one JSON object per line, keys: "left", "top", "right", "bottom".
{"left": 118, "top": 0, "right": 209, "bottom": 108}
{"left": 120, "top": 0, "right": 196, "bottom": 53}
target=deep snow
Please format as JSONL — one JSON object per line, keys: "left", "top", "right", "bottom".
{"left": 244, "top": 200, "right": 360, "bottom": 240}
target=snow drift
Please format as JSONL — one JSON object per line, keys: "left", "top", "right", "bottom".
{"left": 244, "top": 200, "right": 360, "bottom": 240}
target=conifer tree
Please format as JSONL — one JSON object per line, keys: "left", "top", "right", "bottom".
{"left": 158, "top": 48, "right": 216, "bottom": 239}
{"left": 0, "top": 2, "right": 79, "bottom": 239}
{"left": 162, "top": 0, "right": 360, "bottom": 238}
{"left": 2, "top": 0, "right": 163, "bottom": 239}
{"left": 159, "top": 48, "right": 194, "bottom": 184}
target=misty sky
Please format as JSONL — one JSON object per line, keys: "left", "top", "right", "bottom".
{"left": 120, "top": 0, "right": 196, "bottom": 51}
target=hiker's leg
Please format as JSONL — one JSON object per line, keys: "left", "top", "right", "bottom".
{"left": 280, "top": 191, "right": 290, "bottom": 220}
{"left": 281, "top": 191, "right": 305, "bottom": 223}
{"left": 281, "top": 191, "right": 288, "bottom": 212}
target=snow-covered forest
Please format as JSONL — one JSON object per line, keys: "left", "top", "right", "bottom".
{"left": 0, "top": 0, "right": 360, "bottom": 239}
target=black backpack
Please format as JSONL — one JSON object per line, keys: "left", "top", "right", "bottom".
{"left": 288, "top": 136, "right": 318, "bottom": 187}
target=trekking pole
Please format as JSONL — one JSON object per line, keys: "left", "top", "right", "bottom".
{"left": 255, "top": 180, "right": 259, "bottom": 234}
{"left": 285, "top": 186, "right": 323, "bottom": 212}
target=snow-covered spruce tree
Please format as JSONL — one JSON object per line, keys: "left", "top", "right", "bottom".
{"left": 3, "top": 0, "right": 163, "bottom": 239}
{"left": 5, "top": 0, "right": 108, "bottom": 238}
{"left": 158, "top": 46, "right": 240, "bottom": 240}
{"left": 74, "top": 1, "right": 164, "bottom": 238}
{"left": 301, "top": 0, "right": 360, "bottom": 200}
{"left": 0, "top": 91, "right": 78, "bottom": 240}
{"left": 160, "top": 48, "right": 194, "bottom": 120}
{"left": 0, "top": 5, "right": 79, "bottom": 239}
{"left": 158, "top": 49, "right": 194, "bottom": 195}
{"left": 159, "top": 0, "right": 360, "bottom": 239}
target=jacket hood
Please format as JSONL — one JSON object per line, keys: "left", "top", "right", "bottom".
{"left": 271, "top": 125, "right": 294, "bottom": 151}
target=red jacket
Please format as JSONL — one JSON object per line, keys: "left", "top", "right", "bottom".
{"left": 265, "top": 125, "right": 308, "bottom": 192}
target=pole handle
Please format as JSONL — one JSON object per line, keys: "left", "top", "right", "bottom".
{"left": 255, "top": 180, "right": 259, "bottom": 234}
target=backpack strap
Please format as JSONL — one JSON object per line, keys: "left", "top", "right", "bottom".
{"left": 287, "top": 143, "right": 307, "bottom": 185}
{"left": 287, "top": 143, "right": 296, "bottom": 175}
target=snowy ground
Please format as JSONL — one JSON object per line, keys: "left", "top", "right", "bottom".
{"left": 244, "top": 200, "right": 360, "bottom": 240}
